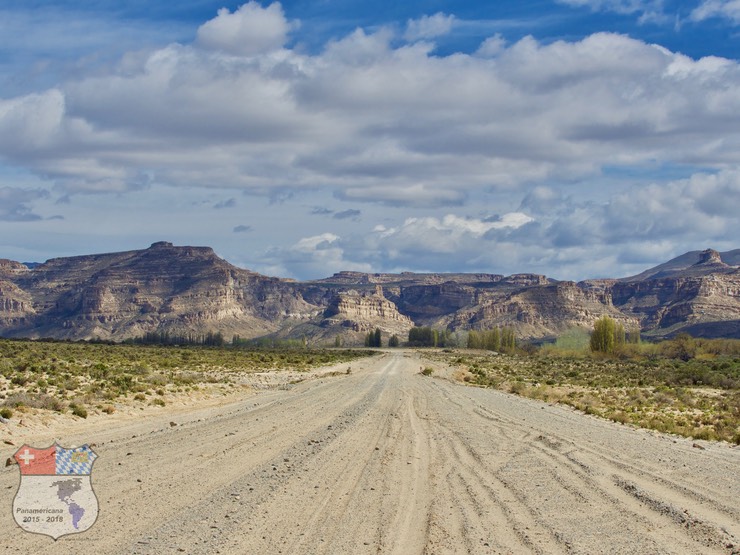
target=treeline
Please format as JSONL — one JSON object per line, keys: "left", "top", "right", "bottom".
{"left": 589, "top": 316, "right": 640, "bottom": 354}
{"left": 587, "top": 316, "right": 738, "bottom": 361}
{"left": 126, "top": 330, "right": 227, "bottom": 346}
{"left": 407, "top": 326, "right": 456, "bottom": 347}
{"left": 362, "top": 328, "right": 400, "bottom": 347}
{"left": 467, "top": 327, "right": 517, "bottom": 353}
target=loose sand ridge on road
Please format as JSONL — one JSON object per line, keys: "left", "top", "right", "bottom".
{"left": 1, "top": 350, "right": 738, "bottom": 554}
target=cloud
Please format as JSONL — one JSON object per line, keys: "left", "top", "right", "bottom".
{"left": 369, "top": 213, "right": 533, "bottom": 257}
{"left": 214, "top": 198, "right": 237, "bottom": 209}
{"left": 263, "top": 232, "right": 372, "bottom": 278}
{"left": 404, "top": 13, "right": 456, "bottom": 41}
{"left": 196, "top": 2, "right": 294, "bottom": 56}
{"left": 0, "top": 10, "right": 739, "bottom": 210}
{"left": 476, "top": 34, "right": 507, "bottom": 57}
{"left": 0, "top": 187, "right": 48, "bottom": 221}
{"left": 310, "top": 207, "right": 333, "bottom": 216}
{"left": 233, "top": 224, "right": 253, "bottom": 233}
{"left": 277, "top": 169, "right": 739, "bottom": 280}
{"left": 690, "top": 0, "right": 740, "bottom": 23}
{"left": 556, "top": 0, "right": 668, "bottom": 22}
{"left": 333, "top": 209, "right": 361, "bottom": 220}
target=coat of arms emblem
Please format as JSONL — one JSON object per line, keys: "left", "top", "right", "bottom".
{"left": 12, "top": 443, "right": 99, "bottom": 540}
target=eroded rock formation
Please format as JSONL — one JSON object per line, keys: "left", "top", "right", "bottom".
{"left": 0, "top": 244, "right": 737, "bottom": 343}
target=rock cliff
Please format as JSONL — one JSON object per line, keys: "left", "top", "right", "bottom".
{"left": 0, "top": 243, "right": 738, "bottom": 343}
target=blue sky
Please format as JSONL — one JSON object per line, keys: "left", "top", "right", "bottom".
{"left": 0, "top": 0, "right": 738, "bottom": 280}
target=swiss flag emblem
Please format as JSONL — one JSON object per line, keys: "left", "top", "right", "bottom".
{"left": 14, "top": 445, "right": 56, "bottom": 475}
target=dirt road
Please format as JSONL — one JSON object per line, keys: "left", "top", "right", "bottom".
{"left": 1, "top": 351, "right": 739, "bottom": 554}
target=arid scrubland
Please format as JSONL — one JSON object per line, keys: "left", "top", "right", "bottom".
{"left": 429, "top": 339, "right": 740, "bottom": 444}
{"left": 0, "top": 339, "right": 371, "bottom": 420}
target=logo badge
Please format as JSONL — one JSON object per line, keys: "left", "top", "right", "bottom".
{"left": 12, "top": 443, "right": 99, "bottom": 540}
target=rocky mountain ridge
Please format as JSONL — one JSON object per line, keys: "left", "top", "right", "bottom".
{"left": 0, "top": 244, "right": 738, "bottom": 343}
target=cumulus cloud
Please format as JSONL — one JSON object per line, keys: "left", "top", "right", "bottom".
{"left": 274, "top": 169, "right": 739, "bottom": 280}
{"left": 476, "top": 34, "right": 507, "bottom": 57}
{"left": 264, "top": 232, "right": 372, "bottom": 278}
{"left": 404, "top": 13, "right": 456, "bottom": 41}
{"left": 369, "top": 213, "right": 533, "bottom": 257}
{"left": 691, "top": 0, "right": 740, "bottom": 23}
{"left": 0, "top": 8, "right": 739, "bottom": 211}
{"left": 196, "top": 2, "right": 294, "bottom": 56}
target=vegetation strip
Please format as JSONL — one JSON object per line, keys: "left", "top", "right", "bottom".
{"left": 0, "top": 340, "right": 373, "bottom": 419}
{"left": 429, "top": 335, "right": 739, "bottom": 444}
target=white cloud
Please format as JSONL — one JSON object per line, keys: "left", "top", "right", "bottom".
{"left": 196, "top": 2, "right": 294, "bottom": 56}
{"left": 557, "top": 0, "right": 667, "bottom": 22}
{"left": 0, "top": 10, "right": 739, "bottom": 212}
{"left": 476, "top": 34, "right": 507, "bottom": 57}
{"left": 264, "top": 232, "right": 372, "bottom": 278}
{"left": 369, "top": 213, "right": 533, "bottom": 256}
{"left": 691, "top": 0, "right": 740, "bottom": 23}
{"left": 404, "top": 13, "right": 456, "bottom": 41}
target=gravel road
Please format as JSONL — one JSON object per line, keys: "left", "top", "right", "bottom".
{"left": 1, "top": 350, "right": 739, "bottom": 554}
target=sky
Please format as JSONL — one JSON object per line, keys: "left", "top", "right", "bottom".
{"left": 0, "top": 0, "right": 738, "bottom": 281}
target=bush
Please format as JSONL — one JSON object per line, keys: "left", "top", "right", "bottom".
{"left": 69, "top": 403, "right": 88, "bottom": 419}
{"left": 421, "top": 367, "right": 434, "bottom": 376}
{"left": 0, "top": 407, "right": 13, "bottom": 419}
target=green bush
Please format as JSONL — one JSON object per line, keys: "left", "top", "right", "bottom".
{"left": 0, "top": 407, "right": 13, "bottom": 419}
{"left": 69, "top": 403, "right": 88, "bottom": 419}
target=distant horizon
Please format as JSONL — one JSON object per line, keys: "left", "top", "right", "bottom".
{"left": 1, "top": 1, "right": 738, "bottom": 281}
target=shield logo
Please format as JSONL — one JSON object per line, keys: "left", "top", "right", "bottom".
{"left": 12, "top": 443, "right": 99, "bottom": 540}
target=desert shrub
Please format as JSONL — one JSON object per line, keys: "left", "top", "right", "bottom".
{"left": 0, "top": 407, "right": 13, "bottom": 419}
{"left": 3, "top": 392, "right": 66, "bottom": 412}
{"left": 69, "top": 403, "right": 88, "bottom": 419}
{"left": 421, "top": 367, "right": 434, "bottom": 376}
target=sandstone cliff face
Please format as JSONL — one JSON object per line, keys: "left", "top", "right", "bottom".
{"left": 448, "top": 281, "right": 638, "bottom": 339}
{"left": 0, "top": 243, "right": 738, "bottom": 342}
{"left": 610, "top": 272, "right": 740, "bottom": 335}
{"left": 4, "top": 242, "right": 318, "bottom": 340}
{"left": 322, "top": 286, "right": 414, "bottom": 334}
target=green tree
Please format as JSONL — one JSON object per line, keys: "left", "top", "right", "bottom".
{"left": 365, "top": 328, "right": 382, "bottom": 347}
{"left": 388, "top": 335, "right": 400, "bottom": 347}
{"left": 590, "top": 316, "right": 625, "bottom": 354}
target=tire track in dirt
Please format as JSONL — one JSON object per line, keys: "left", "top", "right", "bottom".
{"left": 1, "top": 351, "right": 738, "bottom": 554}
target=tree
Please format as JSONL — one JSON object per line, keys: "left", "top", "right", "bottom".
{"left": 388, "top": 335, "right": 400, "bottom": 347}
{"left": 590, "top": 316, "right": 625, "bottom": 354}
{"left": 408, "top": 326, "right": 439, "bottom": 347}
{"left": 364, "top": 328, "right": 382, "bottom": 348}
{"left": 467, "top": 327, "right": 513, "bottom": 352}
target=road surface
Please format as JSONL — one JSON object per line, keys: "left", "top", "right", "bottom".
{"left": 1, "top": 350, "right": 738, "bottom": 554}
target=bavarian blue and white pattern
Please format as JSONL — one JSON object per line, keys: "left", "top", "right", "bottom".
{"left": 55, "top": 445, "right": 97, "bottom": 475}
